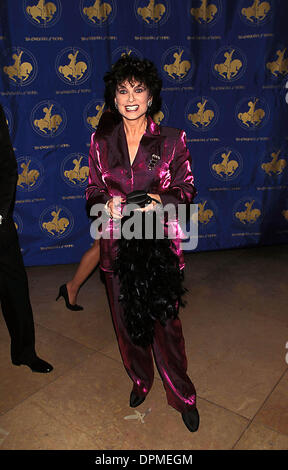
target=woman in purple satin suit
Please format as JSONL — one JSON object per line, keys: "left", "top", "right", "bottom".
{"left": 86, "top": 55, "right": 199, "bottom": 432}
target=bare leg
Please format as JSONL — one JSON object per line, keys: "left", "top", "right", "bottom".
{"left": 66, "top": 239, "right": 100, "bottom": 305}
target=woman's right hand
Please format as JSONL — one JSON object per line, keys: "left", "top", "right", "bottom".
{"left": 106, "top": 196, "right": 124, "bottom": 219}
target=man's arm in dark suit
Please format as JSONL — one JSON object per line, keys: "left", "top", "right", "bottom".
{"left": 0, "top": 104, "right": 18, "bottom": 222}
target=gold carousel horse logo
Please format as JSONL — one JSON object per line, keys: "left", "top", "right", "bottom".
{"left": 86, "top": 103, "right": 105, "bottom": 130}
{"left": 25, "top": 0, "right": 59, "bottom": 26}
{"left": 237, "top": 98, "right": 266, "bottom": 128}
{"left": 31, "top": 100, "right": 66, "bottom": 137}
{"left": 153, "top": 103, "right": 168, "bottom": 125}
{"left": 33, "top": 104, "right": 62, "bottom": 135}
{"left": 214, "top": 48, "right": 244, "bottom": 81}
{"left": 266, "top": 49, "right": 288, "bottom": 78}
{"left": 187, "top": 98, "right": 216, "bottom": 130}
{"left": 163, "top": 49, "right": 192, "bottom": 82}
{"left": 241, "top": 0, "right": 271, "bottom": 24}
{"left": 112, "top": 46, "right": 143, "bottom": 64}
{"left": 41, "top": 207, "right": 72, "bottom": 237}
{"left": 136, "top": 0, "right": 167, "bottom": 24}
{"left": 121, "top": 50, "right": 133, "bottom": 57}
{"left": 235, "top": 200, "right": 261, "bottom": 224}
{"left": 190, "top": 0, "right": 219, "bottom": 24}
{"left": 62, "top": 154, "right": 89, "bottom": 187}
{"left": 57, "top": 48, "right": 90, "bottom": 84}
{"left": 3, "top": 48, "right": 36, "bottom": 86}
{"left": 153, "top": 110, "right": 164, "bottom": 125}
{"left": 192, "top": 201, "right": 214, "bottom": 225}
{"left": 82, "top": 0, "right": 114, "bottom": 24}
{"left": 211, "top": 149, "right": 241, "bottom": 180}
{"left": 261, "top": 150, "right": 287, "bottom": 176}
{"left": 17, "top": 159, "right": 42, "bottom": 190}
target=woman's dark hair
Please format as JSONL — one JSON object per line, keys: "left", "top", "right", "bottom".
{"left": 103, "top": 55, "right": 162, "bottom": 117}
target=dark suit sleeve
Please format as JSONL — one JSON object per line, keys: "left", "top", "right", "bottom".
{"left": 160, "top": 130, "right": 196, "bottom": 207}
{"left": 0, "top": 105, "right": 18, "bottom": 221}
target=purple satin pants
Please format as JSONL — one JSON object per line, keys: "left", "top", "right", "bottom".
{"left": 104, "top": 271, "right": 196, "bottom": 413}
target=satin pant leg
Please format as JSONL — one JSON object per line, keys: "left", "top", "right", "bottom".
{"left": 104, "top": 271, "right": 196, "bottom": 411}
{"left": 152, "top": 317, "right": 196, "bottom": 413}
{"left": 104, "top": 271, "right": 154, "bottom": 398}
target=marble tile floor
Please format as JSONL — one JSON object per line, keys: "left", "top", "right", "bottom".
{"left": 0, "top": 244, "right": 287, "bottom": 451}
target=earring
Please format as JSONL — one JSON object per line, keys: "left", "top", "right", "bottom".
{"left": 148, "top": 100, "right": 152, "bottom": 108}
{"left": 115, "top": 101, "right": 118, "bottom": 110}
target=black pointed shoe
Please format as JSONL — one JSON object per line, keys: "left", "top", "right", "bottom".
{"left": 182, "top": 408, "right": 200, "bottom": 432}
{"left": 56, "top": 284, "right": 83, "bottom": 311}
{"left": 130, "top": 390, "right": 146, "bottom": 408}
{"left": 13, "top": 357, "right": 53, "bottom": 373}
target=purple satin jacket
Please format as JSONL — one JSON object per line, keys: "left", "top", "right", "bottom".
{"left": 86, "top": 111, "right": 196, "bottom": 272}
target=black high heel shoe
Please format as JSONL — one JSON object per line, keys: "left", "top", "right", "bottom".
{"left": 182, "top": 408, "right": 200, "bottom": 432}
{"left": 130, "top": 390, "right": 146, "bottom": 408}
{"left": 56, "top": 284, "right": 83, "bottom": 311}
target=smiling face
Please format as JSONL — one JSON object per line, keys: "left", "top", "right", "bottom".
{"left": 114, "top": 79, "right": 152, "bottom": 122}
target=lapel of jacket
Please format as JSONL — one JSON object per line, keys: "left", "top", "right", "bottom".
{"left": 101, "top": 113, "right": 165, "bottom": 173}
{"left": 137, "top": 116, "right": 165, "bottom": 168}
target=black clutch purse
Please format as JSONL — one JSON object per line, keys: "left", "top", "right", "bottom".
{"left": 125, "top": 190, "right": 160, "bottom": 208}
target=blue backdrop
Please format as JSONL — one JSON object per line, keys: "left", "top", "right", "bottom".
{"left": 0, "top": 0, "right": 288, "bottom": 266}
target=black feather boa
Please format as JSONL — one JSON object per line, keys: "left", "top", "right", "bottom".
{"left": 114, "top": 212, "right": 187, "bottom": 348}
